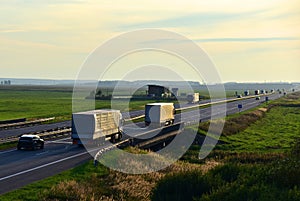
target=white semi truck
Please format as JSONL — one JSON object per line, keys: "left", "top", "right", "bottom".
{"left": 71, "top": 109, "right": 123, "bottom": 145}
{"left": 145, "top": 103, "right": 175, "bottom": 127}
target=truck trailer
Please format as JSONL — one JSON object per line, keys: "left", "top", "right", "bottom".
{"left": 71, "top": 109, "right": 123, "bottom": 145}
{"left": 145, "top": 103, "right": 175, "bottom": 127}
{"left": 187, "top": 93, "right": 199, "bottom": 104}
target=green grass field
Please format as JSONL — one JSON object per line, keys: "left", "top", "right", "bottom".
{"left": 0, "top": 87, "right": 172, "bottom": 121}
{"left": 0, "top": 90, "right": 72, "bottom": 121}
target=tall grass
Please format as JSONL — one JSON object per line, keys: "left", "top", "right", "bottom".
{"left": 152, "top": 144, "right": 300, "bottom": 201}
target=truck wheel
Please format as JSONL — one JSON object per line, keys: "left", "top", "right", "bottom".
{"left": 117, "top": 133, "right": 122, "bottom": 141}
{"left": 110, "top": 135, "right": 116, "bottom": 143}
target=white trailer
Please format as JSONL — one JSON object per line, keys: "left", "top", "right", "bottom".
{"left": 187, "top": 93, "right": 199, "bottom": 104}
{"left": 71, "top": 109, "right": 123, "bottom": 145}
{"left": 145, "top": 103, "right": 175, "bottom": 127}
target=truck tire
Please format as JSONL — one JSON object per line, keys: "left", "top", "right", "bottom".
{"left": 117, "top": 133, "right": 122, "bottom": 141}
{"left": 110, "top": 135, "right": 116, "bottom": 143}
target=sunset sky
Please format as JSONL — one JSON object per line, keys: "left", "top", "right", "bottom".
{"left": 1, "top": 0, "right": 299, "bottom": 82}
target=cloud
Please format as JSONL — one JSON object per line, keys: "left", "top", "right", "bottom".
{"left": 194, "top": 37, "right": 300, "bottom": 42}
{"left": 119, "top": 10, "right": 266, "bottom": 30}
{"left": 0, "top": 29, "right": 25, "bottom": 33}
{"left": 2, "top": 0, "right": 85, "bottom": 6}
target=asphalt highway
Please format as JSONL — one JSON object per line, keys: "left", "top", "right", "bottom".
{"left": 0, "top": 93, "right": 282, "bottom": 194}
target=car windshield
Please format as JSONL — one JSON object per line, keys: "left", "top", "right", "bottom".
{"left": 19, "top": 137, "right": 33, "bottom": 141}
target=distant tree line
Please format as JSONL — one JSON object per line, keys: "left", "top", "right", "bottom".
{"left": 0, "top": 80, "right": 11, "bottom": 85}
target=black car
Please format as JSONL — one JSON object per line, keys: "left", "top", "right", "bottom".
{"left": 17, "top": 135, "right": 44, "bottom": 150}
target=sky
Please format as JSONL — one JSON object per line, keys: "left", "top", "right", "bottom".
{"left": 0, "top": 0, "right": 299, "bottom": 83}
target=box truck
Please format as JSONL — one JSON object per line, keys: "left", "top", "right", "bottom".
{"left": 145, "top": 103, "right": 175, "bottom": 127}
{"left": 187, "top": 93, "right": 199, "bottom": 104}
{"left": 71, "top": 109, "right": 123, "bottom": 145}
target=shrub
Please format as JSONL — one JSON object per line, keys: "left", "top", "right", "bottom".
{"left": 152, "top": 161, "right": 300, "bottom": 201}
{"left": 151, "top": 171, "right": 210, "bottom": 201}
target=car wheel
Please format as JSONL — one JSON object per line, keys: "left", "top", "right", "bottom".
{"left": 40, "top": 144, "right": 44, "bottom": 149}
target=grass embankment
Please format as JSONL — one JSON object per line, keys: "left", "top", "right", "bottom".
{"left": 152, "top": 149, "right": 300, "bottom": 201}
{"left": 185, "top": 92, "right": 300, "bottom": 154}
{"left": 1, "top": 92, "right": 300, "bottom": 201}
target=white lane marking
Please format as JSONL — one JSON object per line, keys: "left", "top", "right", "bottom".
{"left": 0, "top": 149, "right": 17, "bottom": 155}
{"left": 47, "top": 141, "right": 72, "bottom": 144}
{"left": 45, "top": 137, "right": 72, "bottom": 144}
{"left": 35, "top": 151, "right": 49, "bottom": 156}
{"left": 49, "top": 137, "right": 70, "bottom": 142}
{"left": 0, "top": 147, "right": 100, "bottom": 182}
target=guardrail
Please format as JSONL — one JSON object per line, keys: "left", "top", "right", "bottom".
{"left": 0, "top": 117, "right": 55, "bottom": 130}
{"left": 123, "top": 93, "right": 274, "bottom": 122}
{"left": 176, "top": 93, "right": 274, "bottom": 112}
{"left": 0, "top": 127, "right": 71, "bottom": 144}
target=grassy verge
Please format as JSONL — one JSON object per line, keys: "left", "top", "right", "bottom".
{"left": 184, "top": 92, "right": 300, "bottom": 154}
{"left": 152, "top": 152, "right": 300, "bottom": 201}
{"left": 0, "top": 142, "right": 17, "bottom": 150}
{"left": 217, "top": 106, "right": 300, "bottom": 153}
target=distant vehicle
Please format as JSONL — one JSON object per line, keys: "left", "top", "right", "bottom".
{"left": 17, "top": 134, "right": 44, "bottom": 150}
{"left": 255, "top": 96, "right": 261, "bottom": 100}
{"left": 187, "top": 93, "right": 199, "bottom": 104}
{"left": 260, "top": 89, "right": 266, "bottom": 94}
{"left": 265, "top": 96, "right": 269, "bottom": 102}
{"left": 254, "top": 90, "right": 260, "bottom": 95}
{"left": 244, "top": 90, "right": 250, "bottom": 96}
{"left": 237, "top": 94, "right": 243, "bottom": 98}
{"left": 145, "top": 103, "right": 175, "bottom": 127}
{"left": 71, "top": 109, "right": 124, "bottom": 145}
